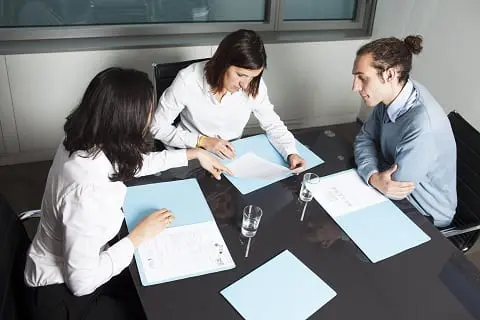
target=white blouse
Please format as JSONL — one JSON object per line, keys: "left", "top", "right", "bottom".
{"left": 151, "top": 61, "right": 298, "bottom": 160}
{"left": 24, "top": 143, "right": 187, "bottom": 296}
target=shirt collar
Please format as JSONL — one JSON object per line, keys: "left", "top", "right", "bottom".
{"left": 198, "top": 64, "right": 210, "bottom": 94}
{"left": 386, "top": 79, "right": 414, "bottom": 123}
{"left": 198, "top": 64, "right": 244, "bottom": 99}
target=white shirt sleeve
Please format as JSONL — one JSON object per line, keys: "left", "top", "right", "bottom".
{"left": 151, "top": 72, "right": 199, "bottom": 148}
{"left": 135, "top": 149, "right": 188, "bottom": 177}
{"left": 61, "top": 183, "right": 134, "bottom": 296}
{"left": 252, "top": 79, "right": 298, "bottom": 160}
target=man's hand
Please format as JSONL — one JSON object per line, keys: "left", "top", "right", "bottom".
{"left": 199, "top": 136, "right": 235, "bottom": 159}
{"left": 288, "top": 154, "right": 306, "bottom": 174}
{"left": 369, "top": 164, "right": 415, "bottom": 199}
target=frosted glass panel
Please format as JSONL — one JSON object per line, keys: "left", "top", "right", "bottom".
{"left": 284, "top": 0, "right": 356, "bottom": 21}
{"left": 0, "top": 0, "right": 266, "bottom": 27}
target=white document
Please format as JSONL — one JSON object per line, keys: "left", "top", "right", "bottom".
{"left": 137, "top": 221, "right": 235, "bottom": 284}
{"left": 227, "top": 152, "right": 291, "bottom": 180}
{"left": 308, "top": 170, "right": 387, "bottom": 218}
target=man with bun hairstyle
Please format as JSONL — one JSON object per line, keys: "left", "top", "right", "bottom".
{"left": 352, "top": 35, "right": 457, "bottom": 227}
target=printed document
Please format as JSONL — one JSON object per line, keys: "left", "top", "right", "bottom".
{"left": 227, "top": 152, "right": 291, "bottom": 180}
{"left": 307, "top": 169, "right": 430, "bottom": 263}
{"left": 137, "top": 221, "right": 235, "bottom": 284}
{"left": 308, "top": 170, "right": 386, "bottom": 218}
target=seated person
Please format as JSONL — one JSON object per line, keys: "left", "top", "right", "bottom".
{"left": 352, "top": 35, "right": 457, "bottom": 227}
{"left": 24, "top": 67, "right": 230, "bottom": 319}
{"left": 151, "top": 29, "right": 306, "bottom": 171}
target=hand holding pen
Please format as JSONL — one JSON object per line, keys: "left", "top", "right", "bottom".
{"left": 197, "top": 134, "right": 236, "bottom": 159}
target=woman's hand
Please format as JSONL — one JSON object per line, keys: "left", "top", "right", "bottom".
{"left": 199, "top": 136, "right": 236, "bottom": 159}
{"left": 128, "top": 209, "right": 174, "bottom": 248}
{"left": 186, "top": 149, "right": 233, "bottom": 179}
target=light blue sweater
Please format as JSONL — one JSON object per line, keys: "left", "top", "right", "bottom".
{"left": 354, "top": 80, "right": 457, "bottom": 227}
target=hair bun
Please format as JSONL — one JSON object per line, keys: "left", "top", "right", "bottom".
{"left": 404, "top": 35, "right": 423, "bottom": 55}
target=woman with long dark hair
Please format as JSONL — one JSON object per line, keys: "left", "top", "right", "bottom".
{"left": 151, "top": 29, "right": 306, "bottom": 171}
{"left": 24, "top": 67, "right": 230, "bottom": 319}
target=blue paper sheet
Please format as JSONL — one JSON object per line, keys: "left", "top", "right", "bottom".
{"left": 221, "top": 250, "right": 336, "bottom": 320}
{"left": 123, "top": 179, "right": 213, "bottom": 230}
{"left": 315, "top": 169, "right": 431, "bottom": 263}
{"left": 123, "top": 179, "right": 235, "bottom": 286}
{"left": 336, "top": 200, "right": 431, "bottom": 263}
{"left": 222, "top": 134, "right": 324, "bottom": 194}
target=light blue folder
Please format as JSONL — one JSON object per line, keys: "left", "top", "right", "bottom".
{"left": 321, "top": 170, "right": 431, "bottom": 263}
{"left": 123, "top": 179, "right": 212, "bottom": 229}
{"left": 222, "top": 134, "right": 324, "bottom": 194}
{"left": 221, "top": 250, "right": 336, "bottom": 320}
{"left": 123, "top": 179, "right": 235, "bottom": 285}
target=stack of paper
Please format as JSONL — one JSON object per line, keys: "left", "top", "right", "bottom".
{"left": 226, "top": 152, "right": 291, "bottom": 180}
{"left": 123, "top": 179, "right": 235, "bottom": 285}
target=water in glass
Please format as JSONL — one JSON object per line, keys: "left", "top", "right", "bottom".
{"left": 299, "top": 173, "right": 320, "bottom": 202}
{"left": 299, "top": 183, "right": 313, "bottom": 201}
{"left": 241, "top": 205, "right": 263, "bottom": 237}
{"left": 241, "top": 217, "right": 260, "bottom": 237}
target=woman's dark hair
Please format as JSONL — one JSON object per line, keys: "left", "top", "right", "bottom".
{"left": 63, "top": 67, "right": 154, "bottom": 182}
{"left": 356, "top": 35, "right": 423, "bottom": 84}
{"left": 205, "top": 29, "right": 266, "bottom": 98}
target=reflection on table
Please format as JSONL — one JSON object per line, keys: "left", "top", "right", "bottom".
{"left": 125, "top": 122, "right": 480, "bottom": 320}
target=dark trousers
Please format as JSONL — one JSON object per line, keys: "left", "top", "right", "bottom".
{"left": 29, "top": 268, "right": 146, "bottom": 320}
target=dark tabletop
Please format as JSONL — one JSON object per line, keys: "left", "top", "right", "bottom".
{"left": 126, "top": 122, "right": 480, "bottom": 320}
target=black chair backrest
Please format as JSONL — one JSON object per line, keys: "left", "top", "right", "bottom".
{"left": 447, "top": 111, "right": 480, "bottom": 251}
{"left": 153, "top": 58, "right": 209, "bottom": 104}
{"left": 152, "top": 58, "right": 209, "bottom": 151}
{"left": 0, "top": 194, "right": 33, "bottom": 320}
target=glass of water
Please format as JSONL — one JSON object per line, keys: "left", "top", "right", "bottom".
{"left": 241, "top": 205, "right": 263, "bottom": 238}
{"left": 299, "top": 173, "right": 320, "bottom": 202}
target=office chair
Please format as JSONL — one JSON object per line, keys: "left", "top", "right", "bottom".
{"left": 0, "top": 194, "right": 35, "bottom": 320}
{"left": 440, "top": 111, "right": 480, "bottom": 253}
{"left": 152, "top": 58, "right": 209, "bottom": 151}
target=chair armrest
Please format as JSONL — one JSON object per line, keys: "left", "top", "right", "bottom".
{"left": 18, "top": 210, "right": 41, "bottom": 221}
{"left": 441, "top": 223, "right": 480, "bottom": 238}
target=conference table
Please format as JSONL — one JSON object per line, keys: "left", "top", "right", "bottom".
{"left": 125, "top": 122, "right": 480, "bottom": 320}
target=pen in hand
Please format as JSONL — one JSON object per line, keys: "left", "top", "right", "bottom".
{"left": 200, "top": 134, "right": 235, "bottom": 159}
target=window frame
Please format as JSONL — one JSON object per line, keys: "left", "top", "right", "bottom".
{"left": 0, "top": 1, "right": 277, "bottom": 41}
{"left": 0, "top": 0, "right": 376, "bottom": 53}
{"left": 276, "top": 0, "right": 373, "bottom": 31}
